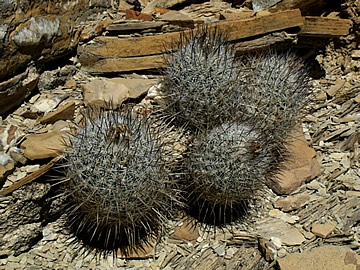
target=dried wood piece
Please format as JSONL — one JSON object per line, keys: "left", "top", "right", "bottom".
{"left": 300, "top": 16, "right": 352, "bottom": 37}
{"left": 0, "top": 157, "right": 59, "bottom": 196}
{"left": 106, "top": 21, "right": 166, "bottom": 32}
{"left": 79, "top": 9, "right": 303, "bottom": 73}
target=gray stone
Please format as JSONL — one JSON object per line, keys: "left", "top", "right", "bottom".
{"left": 12, "top": 17, "right": 61, "bottom": 47}
{"left": 257, "top": 218, "right": 305, "bottom": 246}
{"left": 1, "top": 223, "right": 42, "bottom": 256}
{"left": 252, "top": 0, "right": 282, "bottom": 11}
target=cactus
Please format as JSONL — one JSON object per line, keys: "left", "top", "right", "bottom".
{"left": 160, "top": 26, "right": 242, "bottom": 131}
{"left": 61, "top": 106, "right": 183, "bottom": 255}
{"left": 184, "top": 121, "right": 278, "bottom": 225}
{"left": 234, "top": 50, "right": 311, "bottom": 147}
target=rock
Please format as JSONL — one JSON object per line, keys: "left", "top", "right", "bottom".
{"left": 9, "top": 147, "right": 27, "bottom": 165}
{"left": 20, "top": 131, "right": 70, "bottom": 160}
{"left": 37, "top": 65, "right": 76, "bottom": 92}
{"left": 170, "top": 220, "right": 199, "bottom": 245}
{"left": 39, "top": 101, "right": 75, "bottom": 124}
{"left": 258, "top": 238, "right": 278, "bottom": 261}
{"left": 277, "top": 245, "right": 360, "bottom": 270}
{"left": 268, "top": 209, "right": 298, "bottom": 224}
{"left": 1, "top": 223, "right": 42, "bottom": 256}
{"left": 0, "top": 2, "right": 109, "bottom": 82}
{"left": 311, "top": 222, "right": 336, "bottom": 238}
{"left": 0, "top": 124, "right": 21, "bottom": 151}
{"left": 31, "top": 95, "right": 64, "bottom": 114}
{"left": 82, "top": 78, "right": 157, "bottom": 109}
{"left": 159, "top": 10, "right": 194, "bottom": 27}
{"left": 270, "top": 128, "right": 322, "bottom": 195}
{"left": 125, "top": 10, "right": 152, "bottom": 21}
{"left": 0, "top": 153, "right": 15, "bottom": 183}
{"left": 274, "top": 194, "right": 310, "bottom": 212}
{"left": 143, "top": 0, "right": 189, "bottom": 14}
{"left": 80, "top": 17, "right": 113, "bottom": 41}
{"left": 256, "top": 218, "right": 305, "bottom": 246}
{"left": 0, "top": 66, "right": 39, "bottom": 116}
{"left": 352, "top": 50, "right": 360, "bottom": 59}
{"left": 63, "top": 80, "right": 77, "bottom": 89}
{"left": 252, "top": 0, "right": 282, "bottom": 11}
{"left": 326, "top": 79, "right": 345, "bottom": 97}
{"left": 12, "top": 17, "right": 61, "bottom": 48}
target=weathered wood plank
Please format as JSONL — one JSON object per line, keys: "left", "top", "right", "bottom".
{"left": 106, "top": 21, "right": 166, "bottom": 32}
{"left": 81, "top": 55, "right": 166, "bottom": 74}
{"left": 79, "top": 9, "right": 303, "bottom": 59}
{"left": 300, "top": 16, "right": 352, "bottom": 37}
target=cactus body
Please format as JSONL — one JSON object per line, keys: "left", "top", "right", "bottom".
{"left": 185, "top": 122, "right": 274, "bottom": 223}
{"left": 62, "top": 107, "right": 183, "bottom": 254}
{"left": 235, "top": 51, "right": 311, "bottom": 145}
{"left": 161, "top": 27, "right": 241, "bottom": 131}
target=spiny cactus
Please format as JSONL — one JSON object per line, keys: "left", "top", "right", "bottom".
{"left": 234, "top": 50, "right": 311, "bottom": 146}
{"left": 61, "top": 106, "right": 183, "bottom": 255}
{"left": 160, "top": 26, "right": 242, "bottom": 131}
{"left": 184, "top": 121, "right": 278, "bottom": 225}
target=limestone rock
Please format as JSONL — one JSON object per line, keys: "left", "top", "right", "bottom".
{"left": 271, "top": 129, "right": 322, "bottom": 194}
{"left": 39, "top": 101, "right": 75, "bottom": 124}
{"left": 274, "top": 194, "right": 310, "bottom": 212}
{"left": 37, "top": 65, "right": 76, "bottom": 92}
{"left": 170, "top": 220, "right": 199, "bottom": 245}
{"left": 1, "top": 223, "right": 42, "bottom": 256}
{"left": 0, "top": 153, "right": 15, "bottom": 183}
{"left": 82, "top": 78, "right": 158, "bottom": 109}
{"left": 21, "top": 131, "right": 70, "bottom": 160}
{"left": 311, "top": 222, "right": 336, "bottom": 238}
{"left": 268, "top": 209, "right": 298, "bottom": 224}
{"left": 277, "top": 245, "right": 360, "bottom": 270}
{"left": 159, "top": 10, "right": 194, "bottom": 27}
{"left": 31, "top": 96, "right": 64, "bottom": 114}
{"left": 256, "top": 218, "right": 305, "bottom": 246}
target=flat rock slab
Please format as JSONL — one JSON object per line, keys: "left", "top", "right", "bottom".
{"left": 277, "top": 245, "right": 360, "bottom": 270}
{"left": 256, "top": 218, "right": 305, "bottom": 246}
{"left": 21, "top": 131, "right": 70, "bottom": 160}
{"left": 39, "top": 101, "right": 75, "bottom": 124}
{"left": 311, "top": 222, "right": 336, "bottom": 238}
{"left": 82, "top": 78, "right": 158, "bottom": 109}
{"left": 271, "top": 128, "right": 322, "bottom": 194}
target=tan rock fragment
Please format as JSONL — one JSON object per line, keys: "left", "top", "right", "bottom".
{"left": 269, "top": 209, "right": 297, "bottom": 224}
{"left": 82, "top": 78, "right": 158, "bottom": 109}
{"left": 39, "top": 101, "right": 75, "bottom": 124}
{"left": 311, "top": 222, "right": 336, "bottom": 238}
{"left": 274, "top": 194, "right": 310, "bottom": 212}
{"left": 170, "top": 220, "right": 199, "bottom": 245}
{"left": 21, "top": 131, "right": 70, "bottom": 160}
{"left": 277, "top": 245, "right": 360, "bottom": 270}
{"left": 256, "top": 218, "right": 305, "bottom": 246}
{"left": 270, "top": 128, "right": 322, "bottom": 195}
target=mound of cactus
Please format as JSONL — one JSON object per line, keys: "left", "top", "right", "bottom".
{"left": 161, "top": 27, "right": 311, "bottom": 224}
{"left": 160, "top": 26, "right": 242, "bottom": 131}
{"left": 61, "top": 106, "right": 183, "bottom": 253}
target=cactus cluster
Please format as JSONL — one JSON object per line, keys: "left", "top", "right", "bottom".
{"left": 62, "top": 106, "right": 183, "bottom": 254}
{"left": 60, "top": 26, "right": 311, "bottom": 255}
{"left": 160, "top": 27, "right": 311, "bottom": 224}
